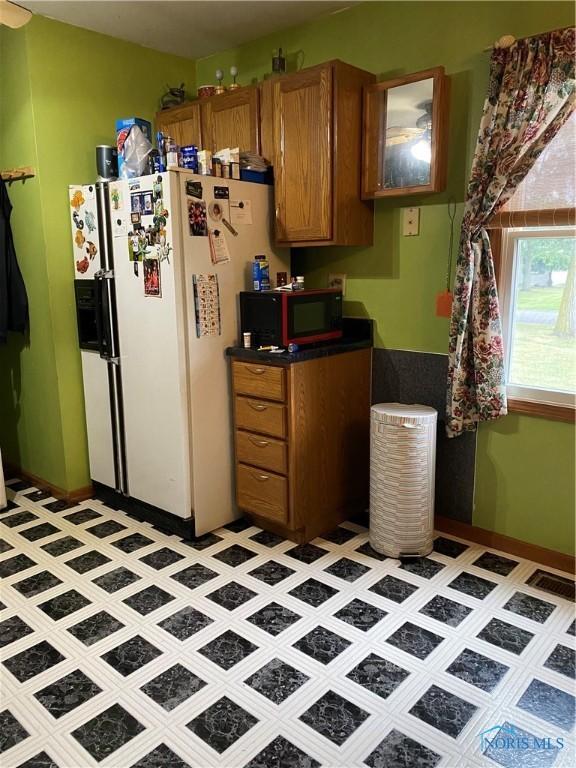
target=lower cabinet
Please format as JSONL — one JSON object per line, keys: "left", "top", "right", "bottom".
{"left": 231, "top": 349, "right": 371, "bottom": 542}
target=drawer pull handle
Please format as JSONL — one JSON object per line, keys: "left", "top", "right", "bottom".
{"left": 248, "top": 402, "right": 267, "bottom": 412}
{"left": 249, "top": 437, "right": 270, "bottom": 447}
{"left": 253, "top": 472, "right": 269, "bottom": 481}
{"left": 248, "top": 367, "right": 266, "bottom": 375}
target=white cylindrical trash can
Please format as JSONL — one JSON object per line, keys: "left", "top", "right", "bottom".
{"left": 369, "top": 403, "right": 437, "bottom": 558}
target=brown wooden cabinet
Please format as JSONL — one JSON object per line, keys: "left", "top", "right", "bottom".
{"left": 230, "top": 349, "right": 371, "bottom": 542}
{"left": 201, "top": 86, "right": 260, "bottom": 153}
{"left": 265, "top": 60, "right": 375, "bottom": 247}
{"left": 156, "top": 102, "right": 203, "bottom": 147}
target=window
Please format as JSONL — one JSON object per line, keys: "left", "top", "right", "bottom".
{"left": 489, "top": 112, "right": 576, "bottom": 421}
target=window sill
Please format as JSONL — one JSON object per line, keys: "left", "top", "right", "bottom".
{"left": 508, "top": 398, "right": 575, "bottom": 423}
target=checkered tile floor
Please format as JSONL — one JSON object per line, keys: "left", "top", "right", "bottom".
{"left": 1, "top": 478, "right": 575, "bottom": 768}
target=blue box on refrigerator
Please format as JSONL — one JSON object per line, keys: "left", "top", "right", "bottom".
{"left": 116, "top": 118, "right": 152, "bottom": 178}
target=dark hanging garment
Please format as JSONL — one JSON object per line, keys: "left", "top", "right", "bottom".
{"left": 0, "top": 179, "right": 29, "bottom": 343}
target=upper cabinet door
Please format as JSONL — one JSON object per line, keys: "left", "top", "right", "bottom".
{"left": 273, "top": 64, "right": 333, "bottom": 243}
{"left": 156, "top": 102, "right": 203, "bottom": 147}
{"left": 201, "top": 86, "right": 260, "bottom": 153}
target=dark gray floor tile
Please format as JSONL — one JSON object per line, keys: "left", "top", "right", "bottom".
{"left": 299, "top": 690, "right": 369, "bottom": 745}
{"left": 34, "top": 669, "right": 102, "bottom": 718}
{"left": 138, "top": 547, "right": 184, "bottom": 569}
{"left": 101, "top": 635, "right": 162, "bottom": 676}
{"left": 365, "top": 729, "right": 442, "bottom": 768}
{"left": 0, "top": 615, "right": 34, "bottom": 647}
{"left": 346, "top": 653, "right": 410, "bottom": 699}
{"left": 400, "top": 558, "right": 445, "bottom": 580}
{"left": 544, "top": 644, "right": 576, "bottom": 679}
{"left": 473, "top": 552, "right": 519, "bottom": 577}
{"left": 122, "top": 585, "right": 175, "bottom": 615}
{"left": 0, "top": 601, "right": 5, "bottom": 611}
{"left": 477, "top": 618, "right": 534, "bottom": 655}
{"left": 41, "top": 536, "right": 83, "bottom": 557}
{"left": 15, "top": 751, "right": 59, "bottom": 768}
{"left": 198, "top": 630, "right": 258, "bottom": 670}
{"left": 409, "top": 685, "right": 478, "bottom": 738}
{"left": 206, "top": 581, "right": 257, "bottom": 610}
{"left": 0, "top": 553, "right": 36, "bottom": 578}
{"left": 157, "top": 606, "right": 213, "bottom": 640}
{"left": 19, "top": 523, "right": 59, "bottom": 541}
{"left": 321, "top": 526, "right": 357, "bottom": 545}
{"left": 3, "top": 640, "right": 66, "bottom": 682}
{"left": 71, "top": 703, "right": 145, "bottom": 761}
{"left": 246, "top": 602, "right": 302, "bottom": 636}
{"left": 38, "top": 589, "right": 91, "bottom": 620}
{"left": 92, "top": 566, "right": 141, "bottom": 593}
{"left": 369, "top": 575, "right": 419, "bottom": 603}
{"left": 170, "top": 563, "right": 219, "bottom": 590}
{"left": 111, "top": 532, "right": 154, "bottom": 553}
{"left": 213, "top": 544, "right": 258, "bottom": 567}
{"left": 64, "top": 550, "right": 111, "bottom": 574}
{"left": 448, "top": 571, "right": 497, "bottom": 600}
{"left": 355, "top": 542, "right": 388, "bottom": 561}
{"left": 140, "top": 664, "right": 206, "bottom": 710}
{"left": 286, "top": 543, "right": 329, "bottom": 564}
{"left": 567, "top": 619, "right": 576, "bottom": 636}
{"left": 433, "top": 537, "right": 469, "bottom": 558}
{"left": 0, "top": 539, "right": 13, "bottom": 553}
{"left": 5, "top": 480, "right": 31, "bottom": 492}
{"left": 224, "top": 518, "right": 252, "bottom": 533}
{"left": 503, "top": 592, "right": 556, "bottom": 624}
{"left": 130, "top": 744, "right": 191, "bottom": 768}
{"left": 86, "top": 519, "right": 127, "bottom": 538}
{"left": 386, "top": 622, "right": 444, "bottom": 660}
{"left": 446, "top": 648, "right": 509, "bottom": 692}
{"left": 517, "top": 678, "right": 575, "bottom": 730}
{"left": 64, "top": 509, "right": 102, "bottom": 525}
{"left": 12, "top": 570, "right": 62, "bottom": 598}
{"left": 181, "top": 532, "right": 222, "bottom": 550}
{"left": 288, "top": 578, "right": 338, "bottom": 607}
{"left": 43, "top": 499, "right": 73, "bottom": 512}
{"left": 334, "top": 598, "right": 388, "bottom": 632}
{"left": 245, "top": 658, "right": 309, "bottom": 704}
{"left": 23, "top": 491, "right": 49, "bottom": 502}
{"left": 482, "top": 720, "right": 560, "bottom": 768}
{"left": 419, "top": 595, "right": 473, "bottom": 627}
{"left": 324, "top": 557, "right": 370, "bottom": 582}
{"left": 67, "top": 611, "right": 125, "bottom": 646}
{"left": 248, "top": 560, "right": 295, "bottom": 585}
{"left": 249, "top": 530, "right": 285, "bottom": 548}
{"left": 0, "top": 709, "right": 29, "bottom": 753}
{"left": 293, "top": 626, "right": 351, "bottom": 664}
{"left": 244, "top": 736, "right": 320, "bottom": 768}
{"left": 1, "top": 511, "right": 38, "bottom": 528}
{"left": 186, "top": 696, "right": 257, "bottom": 753}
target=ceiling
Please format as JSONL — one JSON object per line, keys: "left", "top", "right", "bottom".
{"left": 21, "top": 1, "right": 353, "bottom": 60}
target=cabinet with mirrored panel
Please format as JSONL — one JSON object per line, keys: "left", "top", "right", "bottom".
{"left": 362, "top": 66, "right": 450, "bottom": 198}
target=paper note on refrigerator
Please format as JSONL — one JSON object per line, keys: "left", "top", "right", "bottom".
{"left": 193, "top": 274, "right": 221, "bottom": 337}
{"left": 208, "top": 229, "right": 231, "bottom": 265}
{"left": 230, "top": 199, "right": 252, "bottom": 225}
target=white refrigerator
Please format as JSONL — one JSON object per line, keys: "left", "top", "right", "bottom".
{"left": 69, "top": 171, "right": 289, "bottom": 535}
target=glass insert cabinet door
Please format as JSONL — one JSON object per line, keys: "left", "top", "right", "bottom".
{"left": 362, "top": 67, "right": 450, "bottom": 198}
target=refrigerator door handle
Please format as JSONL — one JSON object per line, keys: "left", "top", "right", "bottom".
{"left": 94, "top": 269, "right": 115, "bottom": 361}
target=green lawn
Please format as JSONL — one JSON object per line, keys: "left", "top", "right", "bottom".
{"left": 516, "top": 286, "right": 564, "bottom": 311}
{"left": 509, "top": 322, "right": 575, "bottom": 392}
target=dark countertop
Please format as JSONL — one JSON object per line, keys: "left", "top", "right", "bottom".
{"left": 226, "top": 317, "right": 373, "bottom": 365}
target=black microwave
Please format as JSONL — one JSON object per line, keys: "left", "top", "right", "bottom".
{"left": 239, "top": 288, "right": 343, "bottom": 348}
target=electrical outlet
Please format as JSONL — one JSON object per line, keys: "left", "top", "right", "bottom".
{"left": 328, "top": 273, "right": 347, "bottom": 296}
{"left": 403, "top": 207, "right": 420, "bottom": 236}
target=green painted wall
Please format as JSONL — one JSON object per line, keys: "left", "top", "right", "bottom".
{"left": 0, "top": 17, "right": 195, "bottom": 490}
{"left": 198, "top": 1, "right": 576, "bottom": 555}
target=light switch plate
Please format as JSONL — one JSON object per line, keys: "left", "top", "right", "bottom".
{"left": 403, "top": 207, "right": 420, "bottom": 236}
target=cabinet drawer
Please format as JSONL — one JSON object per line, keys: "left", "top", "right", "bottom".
{"left": 237, "top": 463, "right": 288, "bottom": 522}
{"left": 232, "top": 361, "right": 286, "bottom": 402}
{"left": 236, "top": 430, "right": 287, "bottom": 475}
{"left": 235, "top": 396, "right": 286, "bottom": 438}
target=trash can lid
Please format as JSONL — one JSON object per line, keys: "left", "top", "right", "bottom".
{"left": 371, "top": 402, "right": 437, "bottom": 420}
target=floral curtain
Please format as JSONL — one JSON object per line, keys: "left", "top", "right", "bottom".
{"left": 446, "top": 27, "right": 575, "bottom": 437}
